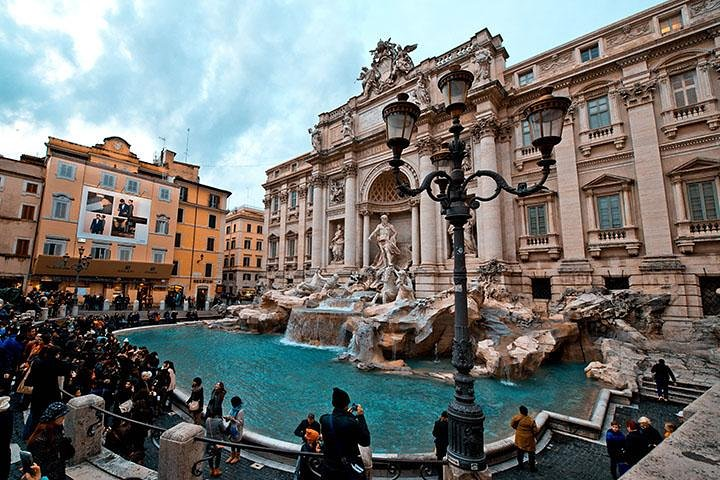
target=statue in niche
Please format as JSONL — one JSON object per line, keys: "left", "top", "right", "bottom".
{"left": 330, "top": 224, "right": 345, "bottom": 263}
{"left": 395, "top": 269, "right": 416, "bottom": 303}
{"left": 309, "top": 124, "right": 321, "bottom": 152}
{"left": 342, "top": 110, "right": 354, "bottom": 139}
{"left": 412, "top": 71, "right": 431, "bottom": 107}
{"left": 472, "top": 46, "right": 492, "bottom": 81}
{"left": 447, "top": 211, "right": 477, "bottom": 258}
{"left": 369, "top": 214, "right": 400, "bottom": 268}
{"left": 329, "top": 180, "right": 344, "bottom": 203}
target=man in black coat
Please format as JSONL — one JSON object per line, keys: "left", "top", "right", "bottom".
{"left": 650, "top": 359, "right": 676, "bottom": 401}
{"left": 319, "top": 387, "right": 370, "bottom": 480}
{"left": 624, "top": 420, "right": 648, "bottom": 468}
{"left": 432, "top": 410, "right": 449, "bottom": 480}
{"left": 294, "top": 412, "right": 321, "bottom": 439}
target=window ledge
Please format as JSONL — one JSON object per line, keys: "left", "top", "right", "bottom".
{"left": 587, "top": 226, "right": 641, "bottom": 257}
{"left": 660, "top": 99, "right": 720, "bottom": 138}
{"left": 578, "top": 122, "right": 626, "bottom": 157}
{"left": 518, "top": 233, "right": 562, "bottom": 261}
{"left": 675, "top": 219, "right": 720, "bottom": 254}
{"left": 513, "top": 146, "right": 542, "bottom": 171}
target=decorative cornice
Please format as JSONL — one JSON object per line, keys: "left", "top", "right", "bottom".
{"left": 659, "top": 133, "right": 720, "bottom": 151}
{"left": 618, "top": 79, "right": 656, "bottom": 107}
{"left": 576, "top": 151, "right": 635, "bottom": 170}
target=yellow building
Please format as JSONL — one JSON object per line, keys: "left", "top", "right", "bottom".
{"left": 222, "top": 206, "right": 265, "bottom": 299}
{"left": 172, "top": 173, "right": 231, "bottom": 308}
{"left": 0, "top": 154, "right": 45, "bottom": 289}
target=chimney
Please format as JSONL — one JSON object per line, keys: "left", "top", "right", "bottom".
{"left": 162, "top": 149, "right": 176, "bottom": 165}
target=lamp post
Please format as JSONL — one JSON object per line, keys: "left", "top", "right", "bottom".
{"left": 382, "top": 68, "right": 570, "bottom": 474}
{"left": 64, "top": 238, "right": 92, "bottom": 316}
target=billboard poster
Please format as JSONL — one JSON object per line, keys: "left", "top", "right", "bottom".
{"left": 77, "top": 186, "right": 151, "bottom": 245}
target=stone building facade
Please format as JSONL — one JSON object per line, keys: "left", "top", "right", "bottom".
{"left": 0, "top": 154, "right": 45, "bottom": 289}
{"left": 222, "top": 206, "right": 265, "bottom": 298}
{"left": 263, "top": 0, "right": 720, "bottom": 332}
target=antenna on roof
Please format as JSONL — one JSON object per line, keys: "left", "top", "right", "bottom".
{"left": 156, "top": 136, "right": 167, "bottom": 165}
{"left": 184, "top": 128, "right": 190, "bottom": 163}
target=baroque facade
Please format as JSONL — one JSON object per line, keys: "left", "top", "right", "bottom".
{"left": 263, "top": 0, "right": 720, "bottom": 332}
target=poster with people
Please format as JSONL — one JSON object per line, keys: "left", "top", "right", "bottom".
{"left": 78, "top": 186, "right": 151, "bottom": 244}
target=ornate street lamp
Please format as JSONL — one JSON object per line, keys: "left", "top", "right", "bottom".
{"left": 63, "top": 238, "right": 92, "bottom": 313}
{"left": 382, "top": 68, "right": 569, "bottom": 473}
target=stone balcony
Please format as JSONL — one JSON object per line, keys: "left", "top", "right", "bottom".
{"left": 675, "top": 219, "right": 720, "bottom": 254}
{"left": 518, "top": 233, "right": 562, "bottom": 261}
{"left": 660, "top": 98, "right": 720, "bottom": 139}
{"left": 513, "top": 145, "right": 542, "bottom": 171}
{"left": 587, "top": 226, "right": 641, "bottom": 257}
{"left": 578, "top": 122, "right": 627, "bottom": 157}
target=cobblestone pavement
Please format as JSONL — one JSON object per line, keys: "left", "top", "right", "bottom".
{"left": 8, "top": 396, "right": 683, "bottom": 480}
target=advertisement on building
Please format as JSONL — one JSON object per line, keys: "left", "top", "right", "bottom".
{"left": 77, "top": 186, "right": 151, "bottom": 244}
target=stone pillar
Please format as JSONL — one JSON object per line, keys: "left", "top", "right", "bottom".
{"left": 472, "top": 115, "right": 502, "bottom": 261}
{"left": 443, "top": 464, "right": 492, "bottom": 480}
{"left": 672, "top": 181, "right": 687, "bottom": 221}
{"left": 132, "top": 300, "right": 139, "bottom": 312}
{"left": 159, "top": 300, "right": 165, "bottom": 311}
{"left": 410, "top": 197, "right": 420, "bottom": 267}
{"left": 72, "top": 305, "right": 79, "bottom": 316}
{"left": 697, "top": 62, "right": 713, "bottom": 101}
{"left": 41, "top": 307, "right": 48, "bottom": 321}
{"left": 58, "top": 304, "right": 66, "bottom": 318}
{"left": 278, "top": 189, "right": 289, "bottom": 273}
{"left": 622, "top": 80, "right": 674, "bottom": 256}
{"left": 417, "top": 137, "right": 438, "bottom": 266}
{"left": 311, "top": 174, "right": 327, "bottom": 270}
{"left": 159, "top": 422, "right": 207, "bottom": 480}
{"left": 343, "top": 161, "right": 358, "bottom": 268}
{"left": 362, "top": 209, "right": 371, "bottom": 267}
{"left": 65, "top": 394, "right": 104, "bottom": 465}
{"left": 183, "top": 299, "right": 189, "bottom": 311}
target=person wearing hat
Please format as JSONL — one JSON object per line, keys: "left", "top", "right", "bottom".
{"left": 319, "top": 387, "right": 370, "bottom": 480}
{"left": 27, "top": 402, "right": 75, "bottom": 480}
{"left": 294, "top": 427, "right": 321, "bottom": 480}
{"left": 638, "top": 416, "right": 663, "bottom": 449}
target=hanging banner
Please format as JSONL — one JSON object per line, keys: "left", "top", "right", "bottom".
{"left": 77, "top": 186, "right": 151, "bottom": 245}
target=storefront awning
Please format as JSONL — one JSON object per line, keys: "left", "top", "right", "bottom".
{"left": 32, "top": 255, "right": 173, "bottom": 279}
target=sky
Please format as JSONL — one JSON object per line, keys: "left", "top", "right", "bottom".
{"left": 0, "top": 0, "right": 662, "bottom": 208}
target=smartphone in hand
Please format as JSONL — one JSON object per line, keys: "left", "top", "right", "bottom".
{"left": 20, "top": 450, "right": 34, "bottom": 475}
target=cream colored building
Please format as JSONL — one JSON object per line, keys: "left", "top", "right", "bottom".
{"left": 222, "top": 206, "right": 265, "bottom": 298}
{"left": 0, "top": 154, "right": 45, "bottom": 289}
{"left": 264, "top": 0, "right": 720, "bottom": 331}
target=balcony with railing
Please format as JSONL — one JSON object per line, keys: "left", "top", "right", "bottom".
{"left": 518, "top": 233, "right": 561, "bottom": 261}
{"left": 660, "top": 99, "right": 720, "bottom": 139}
{"left": 578, "top": 122, "right": 627, "bottom": 157}
{"left": 513, "top": 144, "right": 542, "bottom": 171}
{"left": 675, "top": 218, "right": 720, "bottom": 254}
{"left": 587, "top": 226, "right": 641, "bottom": 257}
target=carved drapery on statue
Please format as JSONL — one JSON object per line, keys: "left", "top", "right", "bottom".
{"left": 357, "top": 38, "right": 418, "bottom": 97}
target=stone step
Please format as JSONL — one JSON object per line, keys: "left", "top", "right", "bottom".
{"left": 639, "top": 387, "right": 698, "bottom": 404}
{"left": 66, "top": 463, "right": 120, "bottom": 480}
{"left": 639, "top": 381, "right": 708, "bottom": 396}
{"left": 640, "top": 377, "right": 711, "bottom": 392}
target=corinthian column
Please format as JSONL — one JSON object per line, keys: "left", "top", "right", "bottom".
{"left": 343, "top": 161, "right": 358, "bottom": 268}
{"left": 361, "top": 209, "right": 371, "bottom": 267}
{"left": 310, "top": 174, "right": 327, "bottom": 270}
{"left": 417, "top": 136, "right": 439, "bottom": 266}
{"left": 472, "top": 115, "right": 503, "bottom": 261}
{"left": 410, "top": 197, "right": 420, "bottom": 267}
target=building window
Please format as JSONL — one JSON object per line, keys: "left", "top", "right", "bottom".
{"left": 256, "top": 258, "right": 262, "bottom": 268}
{"left": 207, "top": 237, "right": 215, "bottom": 251}
{"left": 605, "top": 276, "right": 630, "bottom": 290}
{"left": 43, "top": 238, "right": 67, "bottom": 256}
{"left": 51, "top": 196, "right": 70, "bottom": 220}
{"left": 527, "top": 204, "right": 548, "bottom": 236}
{"left": 596, "top": 194, "right": 623, "bottom": 229}
{"left": 179, "top": 186, "right": 188, "bottom": 201}
{"left": 228, "top": 273, "right": 234, "bottom": 281}
{"left": 205, "top": 263, "right": 213, "bottom": 277}
{"left": 90, "top": 245, "right": 111, "bottom": 259}
{"left": 125, "top": 179, "right": 139, "bottom": 194}
{"left": 660, "top": 13, "right": 682, "bottom": 35}
{"left": 24, "top": 182, "right": 39, "bottom": 194}
{"left": 243, "top": 256, "right": 251, "bottom": 267}
{"left": 687, "top": 181, "right": 718, "bottom": 221}
{"left": 171, "top": 261, "right": 179, "bottom": 276}
{"left": 224, "top": 256, "right": 229, "bottom": 267}
{"left": 175, "top": 233, "right": 182, "bottom": 248}
{"left": 118, "top": 246, "right": 133, "bottom": 261}
{"left": 305, "top": 230, "right": 312, "bottom": 258}
{"left": 256, "top": 241, "right": 262, "bottom": 251}
{"left": 209, "top": 194, "right": 220, "bottom": 209}
{"left": 177, "top": 208, "right": 184, "bottom": 223}
{"left": 15, "top": 239, "right": 30, "bottom": 256}
{"left": 290, "top": 190, "right": 298, "bottom": 208}
{"left": 269, "top": 238, "right": 278, "bottom": 258}
{"left": 20, "top": 204, "right": 35, "bottom": 220}
{"left": 521, "top": 120, "right": 532, "bottom": 146}
{"left": 159, "top": 187, "right": 171, "bottom": 201}
{"left": 271, "top": 196, "right": 279, "bottom": 213}
{"left": 580, "top": 43, "right": 600, "bottom": 62}
{"left": 671, "top": 71, "right": 698, "bottom": 108}
{"left": 246, "top": 223, "right": 252, "bottom": 233}
{"left": 57, "top": 162, "right": 76, "bottom": 180}
{"left": 153, "top": 249, "right": 166, "bottom": 263}
{"left": 257, "top": 225, "right": 263, "bottom": 234}
{"left": 101, "top": 173, "right": 116, "bottom": 189}
{"left": 209, "top": 214, "right": 217, "bottom": 228}
{"left": 588, "top": 95, "right": 611, "bottom": 130}
{"left": 518, "top": 69, "right": 534, "bottom": 86}
{"left": 531, "top": 278, "right": 551, "bottom": 300}
{"left": 243, "top": 273, "right": 252, "bottom": 281}
{"left": 287, "top": 237, "right": 296, "bottom": 257}
{"left": 230, "top": 239, "right": 236, "bottom": 249}
{"left": 155, "top": 216, "right": 170, "bottom": 235}
{"left": 226, "top": 226, "right": 231, "bottom": 234}
{"left": 244, "top": 239, "right": 251, "bottom": 249}
{"left": 230, "top": 255, "right": 235, "bottom": 266}
{"left": 291, "top": 163, "right": 298, "bottom": 172}
{"left": 0, "top": 175, "right": 4, "bottom": 191}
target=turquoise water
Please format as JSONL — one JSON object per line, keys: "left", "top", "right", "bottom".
{"left": 126, "top": 325, "right": 599, "bottom": 453}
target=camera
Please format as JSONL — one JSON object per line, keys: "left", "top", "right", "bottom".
{"left": 350, "top": 403, "right": 359, "bottom": 412}
{"left": 20, "top": 450, "right": 34, "bottom": 475}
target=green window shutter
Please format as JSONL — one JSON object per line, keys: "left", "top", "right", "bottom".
{"left": 702, "top": 182, "right": 718, "bottom": 220}
{"left": 687, "top": 183, "right": 704, "bottom": 221}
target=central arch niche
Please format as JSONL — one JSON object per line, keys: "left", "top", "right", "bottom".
{"left": 367, "top": 170, "right": 413, "bottom": 269}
